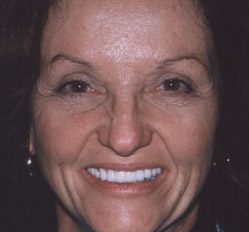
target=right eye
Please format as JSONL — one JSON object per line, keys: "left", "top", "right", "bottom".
{"left": 57, "top": 80, "right": 93, "bottom": 94}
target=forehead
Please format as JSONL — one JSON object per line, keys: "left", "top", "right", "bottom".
{"left": 42, "top": 0, "right": 211, "bottom": 67}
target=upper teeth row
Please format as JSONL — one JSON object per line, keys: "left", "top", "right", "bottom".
{"left": 86, "top": 167, "right": 162, "bottom": 183}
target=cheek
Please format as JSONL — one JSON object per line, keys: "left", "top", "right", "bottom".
{"left": 147, "top": 102, "right": 216, "bottom": 167}
{"left": 170, "top": 115, "right": 213, "bottom": 163}
{"left": 32, "top": 104, "right": 103, "bottom": 166}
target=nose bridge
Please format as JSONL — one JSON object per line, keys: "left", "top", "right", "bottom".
{"left": 112, "top": 92, "right": 137, "bottom": 122}
{"left": 104, "top": 92, "right": 150, "bottom": 156}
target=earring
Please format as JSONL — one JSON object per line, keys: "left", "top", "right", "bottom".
{"left": 225, "top": 157, "right": 231, "bottom": 164}
{"left": 212, "top": 155, "right": 231, "bottom": 167}
{"left": 26, "top": 155, "right": 35, "bottom": 177}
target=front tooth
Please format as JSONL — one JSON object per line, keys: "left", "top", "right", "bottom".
{"left": 107, "top": 169, "right": 115, "bottom": 182}
{"left": 115, "top": 171, "right": 126, "bottom": 183}
{"left": 126, "top": 171, "right": 136, "bottom": 182}
{"left": 100, "top": 168, "right": 107, "bottom": 181}
{"left": 136, "top": 170, "right": 145, "bottom": 181}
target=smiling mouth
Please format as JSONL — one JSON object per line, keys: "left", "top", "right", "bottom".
{"left": 86, "top": 167, "right": 162, "bottom": 183}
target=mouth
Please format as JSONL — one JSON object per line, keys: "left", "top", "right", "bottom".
{"left": 83, "top": 164, "right": 166, "bottom": 196}
{"left": 86, "top": 167, "right": 162, "bottom": 183}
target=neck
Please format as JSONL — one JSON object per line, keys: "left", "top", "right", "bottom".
{"left": 56, "top": 204, "right": 79, "bottom": 232}
{"left": 157, "top": 203, "right": 199, "bottom": 232}
{"left": 172, "top": 205, "right": 199, "bottom": 232}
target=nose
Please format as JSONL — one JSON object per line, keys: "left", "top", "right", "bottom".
{"left": 98, "top": 95, "right": 152, "bottom": 157}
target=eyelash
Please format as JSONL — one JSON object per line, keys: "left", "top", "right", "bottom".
{"left": 158, "top": 78, "right": 194, "bottom": 93}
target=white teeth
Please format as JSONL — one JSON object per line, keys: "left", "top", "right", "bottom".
{"left": 107, "top": 169, "right": 115, "bottom": 182}
{"left": 144, "top": 169, "right": 152, "bottom": 179}
{"left": 99, "top": 168, "right": 107, "bottom": 181}
{"left": 86, "top": 167, "right": 162, "bottom": 183}
{"left": 116, "top": 171, "right": 126, "bottom": 183}
{"left": 126, "top": 171, "right": 136, "bottom": 182}
{"left": 136, "top": 170, "right": 144, "bottom": 181}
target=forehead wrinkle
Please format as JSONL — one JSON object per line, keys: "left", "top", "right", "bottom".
{"left": 41, "top": 0, "right": 216, "bottom": 85}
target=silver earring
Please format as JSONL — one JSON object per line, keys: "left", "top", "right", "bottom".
{"left": 225, "top": 157, "right": 231, "bottom": 164}
{"left": 212, "top": 155, "right": 231, "bottom": 167}
{"left": 26, "top": 155, "right": 35, "bottom": 177}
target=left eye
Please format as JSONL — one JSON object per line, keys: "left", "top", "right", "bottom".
{"left": 159, "top": 78, "right": 193, "bottom": 93}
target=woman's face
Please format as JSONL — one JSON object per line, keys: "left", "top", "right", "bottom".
{"left": 30, "top": 0, "right": 218, "bottom": 231}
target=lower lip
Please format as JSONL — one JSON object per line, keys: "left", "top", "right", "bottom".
{"left": 83, "top": 169, "right": 166, "bottom": 196}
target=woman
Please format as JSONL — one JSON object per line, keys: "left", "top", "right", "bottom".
{"left": 0, "top": 0, "right": 249, "bottom": 231}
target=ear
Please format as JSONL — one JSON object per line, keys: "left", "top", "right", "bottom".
{"left": 29, "top": 126, "right": 36, "bottom": 155}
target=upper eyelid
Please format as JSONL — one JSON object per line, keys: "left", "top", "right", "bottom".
{"left": 146, "top": 57, "right": 212, "bottom": 85}
{"left": 155, "top": 56, "right": 211, "bottom": 81}
{"left": 56, "top": 72, "right": 102, "bottom": 88}
{"left": 46, "top": 58, "right": 102, "bottom": 85}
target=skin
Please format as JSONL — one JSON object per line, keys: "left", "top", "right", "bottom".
{"left": 29, "top": 0, "right": 218, "bottom": 231}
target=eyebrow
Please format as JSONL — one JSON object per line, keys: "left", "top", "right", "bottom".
{"left": 48, "top": 53, "right": 210, "bottom": 75}
{"left": 48, "top": 54, "right": 94, "bottom": 70}
{"left": 156, "top": 53, "right": 209, "bottom": 71}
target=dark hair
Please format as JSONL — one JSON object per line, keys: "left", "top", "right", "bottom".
{"left": 0, "top": 0, "right": 249, "bottom": 231}
{"left": 0, "top": 1, "right": 57, "bottom": 231}
{"left": 194, "top": 1, "right": 249, "bottom": 231}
